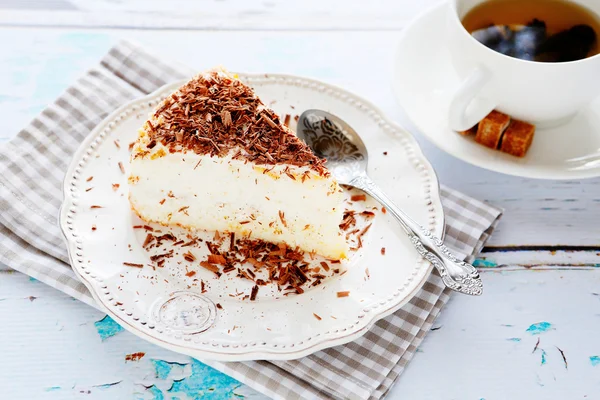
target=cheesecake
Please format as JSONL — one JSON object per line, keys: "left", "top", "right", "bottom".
{"left": 128, "top": 69, "right": 348, "bottom": 260}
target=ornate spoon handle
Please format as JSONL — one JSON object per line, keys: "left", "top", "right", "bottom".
{"left": 349, "top": 175, "right": 483, "bottom": 296}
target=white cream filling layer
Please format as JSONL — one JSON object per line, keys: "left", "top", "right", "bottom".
{"left": 129, "top": 150, "right": 348, "bottom": 260}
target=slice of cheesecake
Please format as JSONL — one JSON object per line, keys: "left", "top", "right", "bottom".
{"left": 128, "top": 69, "right": 348, "bottom": 260}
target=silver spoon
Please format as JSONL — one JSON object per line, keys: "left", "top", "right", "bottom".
{"left": 297, "top": 109, "right": 483, "bottom": 296}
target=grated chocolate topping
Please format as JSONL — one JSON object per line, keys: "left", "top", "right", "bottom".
{"left": 138, "top": 70, "right": 327, "bottom": 175}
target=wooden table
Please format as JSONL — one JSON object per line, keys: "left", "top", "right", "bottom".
{"left": 1, "top": 1, "right": 599, "bottom": 399}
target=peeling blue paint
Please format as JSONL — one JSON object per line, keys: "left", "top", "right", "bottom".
{"left": 168, "top": 359, "right": 241, "bottom": 400}
{"left": 152, "top": 359, "right": 188, "bottom": 380}
{"left": 526, "top": 322, "right": 553, "bottom": 335}
{"left": 29, "top": 276, "right": 38, "bottom": 282}
{"left": 45, "top": 386, "right": 61, "bottom": 392}
{"left": 146, "top": 385, "right": 165, "bottom": 400}
{"left": 507, "top": 337, "right": 521, "bottom": 342}
{"left": 590, "top": 356, "right": 600, "bottom": 366}
{"left": 540, "top": 349, "right": 547, "bottom": 365}
{"left": 473, "top": 258, "right": 497, "bottom": 268}
{"left": 94, "top": 315, "right": 123, "bottom": 340}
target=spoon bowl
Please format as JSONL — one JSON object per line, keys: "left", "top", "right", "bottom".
{"left": 297, "top": 109, "right": 483, "bottom": 296}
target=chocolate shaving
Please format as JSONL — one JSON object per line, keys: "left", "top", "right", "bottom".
{"left": 223, "top": 265, "right": 236, "bottom": 274}
{"left": 86, "top": 176, "right": 93, "bottom": 182}
{"left": 358, "top": 223, "right": 372, "bottom": 239}
{"left": 351, "top": 194, "right": 367, "bottom": 202}
{"left": 382, "top": 206, "right": 387, "bottom": 214}
{"left": 123, "top": 262, "right": 144, "bottom": 268}
{"left": 185, "top": 270, "right": 196, "bottom": 277}
{"left": 90, "top": 205, "right": 103, "bottom": 209}
{"left": 134, "top": 71, "right": 327, "bottom": 175}
{"left": 114, "top": 139, "right": 121, "bottom": 149}
{"left": 125, "top": 352, "right": 145, "bottom": 361}
{"left": 112, "top": 183, "right": 120, "bottom": 191}
{"left": 381, "top": 247, "right": 386, "bottom": 255}
{"left": 150, "top": 250, "right": 174, "bottom": 262}
{"left": 278, "top": 210, "right": 287, "bottom": 227}
{"left": 337, "top": 291, "right": 350, "bottom": 298}
{"left": 207, "top": 254, "right": 227, "bottom": 265}
{"left": 118, "top": 162, "right": 125, "bottom": 174}
{"left": 183, "top": 251, "right": 196, "bottom": 262}
{"left": 250, "top": 285, "right": 259, "bottom": 301}
{"left": 200, "top": 261, "right": 220, "bottom": 274}
{"left": 142, "top": 234, "right": 154, "bottom": 248}
{"left": 229, "top": 232, "right": 235, "bottom": 251}
{"left": 313, "top": 313, "right": 322, "bottom": 321}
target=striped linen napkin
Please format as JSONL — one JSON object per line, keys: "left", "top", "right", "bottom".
{"left": 0, "top": 41, "right": 502, "bottom": 400}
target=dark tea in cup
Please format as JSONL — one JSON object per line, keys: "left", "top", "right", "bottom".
{"left": 462, "top": 0, "right": 600, "bottom": 62}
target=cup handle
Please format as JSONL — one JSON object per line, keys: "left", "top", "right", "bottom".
{"left": 448, "top": 66, "right": 496, "bottom": 131}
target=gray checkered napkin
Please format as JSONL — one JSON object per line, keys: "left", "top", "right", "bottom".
{"left": 0, "top": 41, "right": 501, "bottom": 400}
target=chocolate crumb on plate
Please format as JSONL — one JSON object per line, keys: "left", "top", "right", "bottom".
{"left": 337, "top": 291, "right": 350, "bottom": 298}
{"left": 250, "top": 285, "right": 259, "bottom": 301}
{"left": 123, "top": 262, "right": 144, "bottom": 268}
{"left": 200, "top": 261, "right": 221, "bottom": 274}
{"left": 350, "top": 194, "right": 367, "bottom": 202}
{"left": 313, "top": 313, "right": 322, "bottom": 321}
{"left": 118, "top": 162, "right": 125, "bottom": 174}
{"left": 86, "top": 176, "right": 93, "bottom": 182}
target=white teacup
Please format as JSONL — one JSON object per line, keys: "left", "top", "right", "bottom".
{"left": 447, "top": 0, "right": 600, "bottom": 131}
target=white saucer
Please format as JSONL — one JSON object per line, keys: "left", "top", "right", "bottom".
{"left": 392, "top": 2, "right": 600, "bottom": 180}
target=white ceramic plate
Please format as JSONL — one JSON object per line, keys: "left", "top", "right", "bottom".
{"left": 60, "top": 73, "right": 444, "bottom": 361}
{"left": 392, "top": 2, "right": 600, "bottom": 180}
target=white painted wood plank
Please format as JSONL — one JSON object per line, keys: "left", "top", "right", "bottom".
{"left": 399, "top": 267, "right": 600, "bottom": 400}
{"left": 475, "top": 250, "right": 600, "bottom": 269}
{"left": 0, "top": 0, "right": 440, "bottom": 30}
{"left": 3, "top": 266, "right": 600, "bottom": 399}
